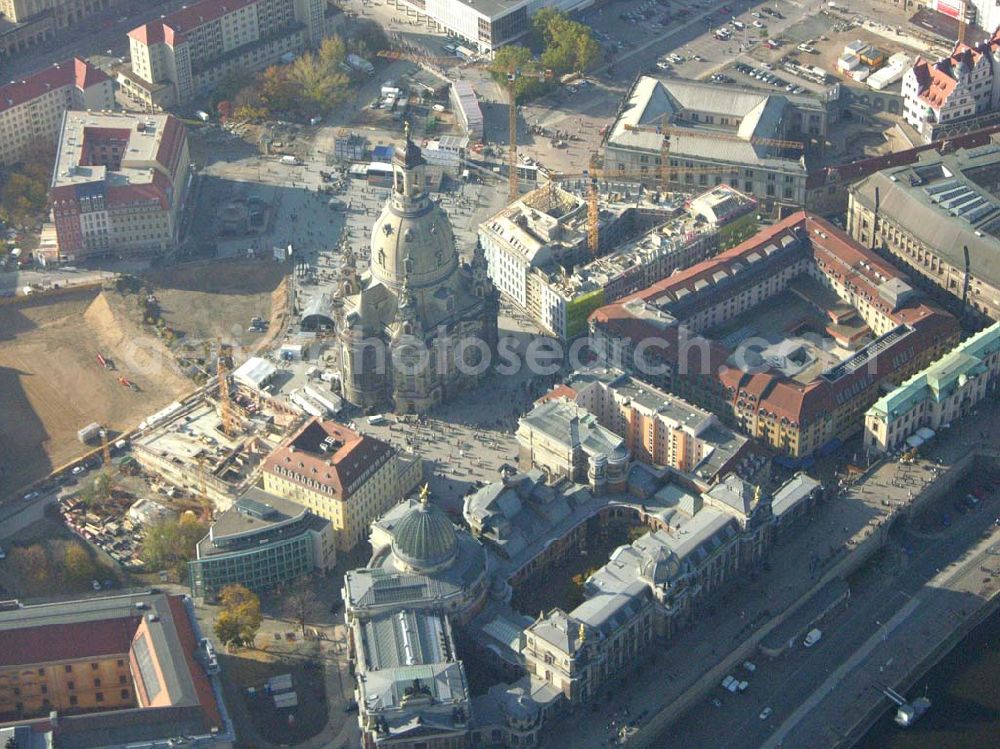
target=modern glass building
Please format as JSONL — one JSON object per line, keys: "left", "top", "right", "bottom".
{"left": 189, "top": 488, "right": 335, "bottom": 600}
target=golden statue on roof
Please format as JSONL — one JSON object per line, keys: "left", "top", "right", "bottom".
{"left": 419, "top": 483, "right": 430, "bottom": 504}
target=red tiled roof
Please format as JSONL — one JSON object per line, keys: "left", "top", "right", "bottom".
{"left": 74, "top": 57, "right": 109, "bottom": 90}
{"left": 0, "top": 617, "right": 139, "bottom": 667}
{"left": 263, "top": 418, "right": 393, "bottom": 499}
{"left": 165, "top": 596, "right": 223, "bottom": 729}
{"left": 154, "top": 115, "right": 187, "bottom": 177}
{"left": 128, "top": 22, "right": 165, "bottom": 45}
{"left": 0, "top": 58, "right": 104, "bottom": 114}
{"left": 536, "top": 383, "right": 578, "bottom": 404}
{"left": 589, "top": 211, "right": 961, "bottom": 431}
{"left": 165, "top": 0, "right": 258, "bottom": 33}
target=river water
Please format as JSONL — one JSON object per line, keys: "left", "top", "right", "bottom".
{"left": 854, "top": 608, "right": 1000, "bottom": 749}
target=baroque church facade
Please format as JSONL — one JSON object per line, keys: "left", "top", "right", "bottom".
{"left": 337, "top": 131, "right": 499, "bottom": 413}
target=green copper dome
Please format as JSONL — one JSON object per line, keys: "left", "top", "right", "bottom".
{"left": 391, "top": 498, "right": 457, "bottom": 570}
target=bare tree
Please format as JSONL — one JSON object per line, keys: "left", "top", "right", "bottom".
{"left": 285, "top": 575, "right": 318, "bottom": 636}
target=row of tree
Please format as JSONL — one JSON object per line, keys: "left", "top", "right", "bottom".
{"left": 218, "top": 22, "right": 389, "bottom": 123}
{"left": 5, "top": 540, "right": 101, "bottom": 590}
{"left": 490, "top": 10, "right": 601, "bottom": 99}
{"left": 0, "top": 140, "right": 54, "bottom": 231}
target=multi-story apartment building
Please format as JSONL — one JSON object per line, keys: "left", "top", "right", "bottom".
{"left": 262, "top": 417, "right": 422, "bottom": 551}
{"left": 0, "top": 57, "right": 113, "bottom": 167}
{"left": 120, "top": 0, "right": 325, "bottom": 108}
{"left": 479, "top": 183, "right": 754, "bottom": 339}
{"left": 189, "top": 488, "right": 336, "bottom": 599}
{"left": 589, "top": 212, "right": 961, "bottom": 457}
{"left": 0, "top": 0, "right": 125, "bottom": 25}
{"left": 603, "top": 77, "right": 826, "bottom": 210}
{"left": 902, "top": 29, "right": 1000, "bottom": 142}
{"left": 0, "top": 0, "right": 128, "bottom": 58}
{"left": 864, "top": 321, "right": 1000, "bottom": 453}
{"left": 553, "top": 366, "right": 750, "bottom": 482}
{"left": 848, "top": 141, "right": 1000, "bottom": 320}
{"left": 0, "top": 592, "right": 234, "bottom": 748}
{"left": 47, "top": 111, "right": 190, "bottom": 263}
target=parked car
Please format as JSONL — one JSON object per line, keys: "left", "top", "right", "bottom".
{"left": 760, "top": 707, "right": 773, "bottom": 720}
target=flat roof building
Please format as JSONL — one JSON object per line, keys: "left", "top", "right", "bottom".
{"left": 48, "top": 111, "right": 191, "bottom": 263}
{"left": 189, "top": 487, "right": 336, "bottom": 599}
{"left": 479, "top": 184, "right": 735, "bottom": 338}
{"left": 0, "top": 57, "right": 113, "bottom": 168}
{"left": 396, "top": 0, "right": 593, "bottom": 54}
{"left": 849, "top": 140, "right": 1000, "bottom": 320}
{"left": 0, "top": 592, "right": 233, "bottom": 748}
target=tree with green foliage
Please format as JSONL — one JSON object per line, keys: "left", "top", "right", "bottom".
{"left": 0, "top": 138, "right": 54, "bottom": 230}
{"left": 215, "top": 584, "right": 262, "bottom": 648}
{"left": 288, "top": 52, "right": 351, "bottom": 117}
{"left": 60, "top": 542, "right": 97, "bottom": 585}
{"left": 141, "top": 514, "right": 208, "bottom": 578}
{"left": 490, "top": 46, "right": 547, "bottom": 100}
{"left": 531, "top": 8, "right": 601, "bottom": 74}
{"left": 318, "top": 35, "right": 348, "bottom": 69}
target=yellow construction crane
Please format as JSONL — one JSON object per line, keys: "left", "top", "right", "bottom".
{"left": 547, "top": 155, "right": 765, "bottom": 252}
{"left": 621, "top": 120, "right": 805, "bottom": 189}
{"left": 376, "top": 50, "right": 553, "bottom": 201}
{"left": 217, "top": 342, "right": 237, "bottom": 437}
{"left": 958, "top": 1, "right": 967, "bottom": 45}
{"left": 622, "top": 122, "right": 806, "bottom": 151}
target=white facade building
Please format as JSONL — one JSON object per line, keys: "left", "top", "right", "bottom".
{"left": 0, "top": 57, "right": 113, "bottom": 168}
{"left": 902, "top": 29, "right": 1000, "bottom": 141}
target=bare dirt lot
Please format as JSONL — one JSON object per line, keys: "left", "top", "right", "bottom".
{"left": 141, "top": 258, "right": 289, "bottom": 348}
{"left": 0, "top": 287, "right": 191, "bottom": 498}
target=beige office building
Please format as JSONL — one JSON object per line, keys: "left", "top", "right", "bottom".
{"left": 262, "top": 417, "right": 422, "bottom": 551}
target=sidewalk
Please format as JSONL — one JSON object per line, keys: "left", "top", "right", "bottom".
{"left": 544, "top": 402, "right": 1000, "bottom": 749}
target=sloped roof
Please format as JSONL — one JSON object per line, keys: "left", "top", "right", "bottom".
{"left": 262, "top": 417, "right": 392, "bottom": 500}
{"left": 0, "top": 58, "right": 105, "bottom": 114}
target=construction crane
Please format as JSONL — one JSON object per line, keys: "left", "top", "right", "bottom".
{"left": 622, "top": 122, "right": 806, "bottom": 152}
{"left": 621, "top": 121, "right": 805, "bottom": 191}
{"left": 547, "top": 156, "right": 759, "bottom": 252}
{"left": 958, "top": 0, "right": 967, "bottom": 45}
{"left": 217, "top": 342, "right": 237, "bottom": 437}
{"left": 376, "top": 50, "right": 553, "bottom": 201}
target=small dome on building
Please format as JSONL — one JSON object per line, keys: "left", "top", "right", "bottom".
{"left": 391, "top": 493, "right": 458, "bottom": 570}
{"left": 639, "top": 546, "right": 681, "bottom": 585}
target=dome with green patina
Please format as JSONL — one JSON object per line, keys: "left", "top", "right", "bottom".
{"left": 391, "top": 497, "right": 458, "bottom": 571}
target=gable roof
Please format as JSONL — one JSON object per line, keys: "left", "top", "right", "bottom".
{"left": 0, "top": 58, "right": 106, "bottom": 114}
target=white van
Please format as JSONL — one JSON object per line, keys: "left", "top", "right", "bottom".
{"left": 803, "top": 628, "right": 823, "bottom": 647}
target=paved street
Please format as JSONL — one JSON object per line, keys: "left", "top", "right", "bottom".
{"left": 540, "top": 399, "right": 1000, "bottom": 749}
{"left": 669, "top": 479, "right": 1000, "bottom": 749}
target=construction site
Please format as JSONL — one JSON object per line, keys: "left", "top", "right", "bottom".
{"left": 132, "top": 350, "right": 303, "bottom": 511}
{"left": 0, "top": 287, "right": 192, "bottom": 500}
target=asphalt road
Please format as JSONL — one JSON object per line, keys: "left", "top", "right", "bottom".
{"left": 3, "top": 1, "right": 194, "bottom": 80}
{"left": 667, "top": 493, "right": 1000, "bottom": 749}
